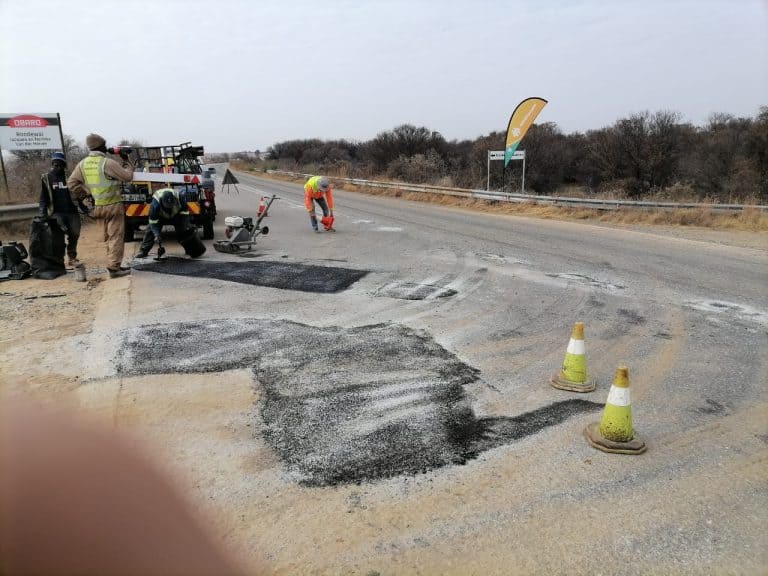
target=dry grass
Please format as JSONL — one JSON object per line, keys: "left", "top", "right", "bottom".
{"left": 254, "top": 170, "right": 768, "bottom": 233}
{"left": 0, "top": 221, "right": 32, "bottom": 241}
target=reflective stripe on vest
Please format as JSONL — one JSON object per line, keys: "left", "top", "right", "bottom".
{"left": 41, "top": 174, "right": 54, "bottom": 215}
{"left": 150, "top": 188, "right": 189, "bottom": 223}
{"left": 81, "top": 156, "right": 121, "bottom": 206}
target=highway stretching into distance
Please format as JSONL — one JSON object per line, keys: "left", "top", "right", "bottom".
{"left": 78, "top": 166, "right": 767, "bottom": 573}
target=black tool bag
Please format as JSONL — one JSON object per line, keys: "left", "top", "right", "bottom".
{"left": 178, "top": 228, "right": 206, "bottom": 258}
{"left": 29, "top": 217, "right": 67, "bottom": 279}
{"left": 0, "top": 241, "right": 32, "bottom": 280}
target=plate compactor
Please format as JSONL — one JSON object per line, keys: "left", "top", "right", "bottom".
{"left": 213, "top": 195, "right": 279, "bottom": 253}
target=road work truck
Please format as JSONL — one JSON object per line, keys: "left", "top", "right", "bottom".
{"left": 119, "top": 143, "right": 216, "bottom": 241}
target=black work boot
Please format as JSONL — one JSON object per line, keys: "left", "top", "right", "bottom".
{"left": 108, "top": 268, "right": 131, "bottom": 279}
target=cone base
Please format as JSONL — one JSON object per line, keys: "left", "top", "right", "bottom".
{"left": 550, "top": 372, "right": 596, "bottom": 393}
{"left": 584, "top": 422, "right": 646, "bottom": 455}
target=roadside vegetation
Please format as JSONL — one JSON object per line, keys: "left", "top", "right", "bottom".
{"left": 246, "top": 170, "right": 768, "bottom": 234}
{"left": 2, "top": 108, "right": 766, "bottom": 233}
{"left": 224, "top": 106, "right": 768, "bottom": 233}
{"left": 229, "top": 108, "right": 768, "bottom": 204}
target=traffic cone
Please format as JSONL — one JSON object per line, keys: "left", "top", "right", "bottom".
{"left": 550, "top": 322, "right": 596, "bottom": 392}
{"left": 257, "top": 196, "right": 268, "bottom": 217}
{"left": 584, "top": 366, "right": 646, "bottom": 454}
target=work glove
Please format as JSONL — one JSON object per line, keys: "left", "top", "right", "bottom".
{"left": 53, "top": 214, "right": 69, "bottom": 233}
{"left": 329, "top": 210, "right": 333, "bottom": 217}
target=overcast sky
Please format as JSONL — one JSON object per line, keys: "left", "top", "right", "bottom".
{"left": 1, "top": 0, "right": 766, "bottom": 152}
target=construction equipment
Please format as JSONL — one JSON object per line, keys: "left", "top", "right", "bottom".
{"left": 213, "top": 195, "right": 279, "bottom": 254}
{"left": 200, "top": 169, "right": 217, "bottom": 221}
{"left": 0, "top": 241, "right": 32, "bottom": 280}
{"left": 120, "top": 143, "right": 216, "bottom": 242}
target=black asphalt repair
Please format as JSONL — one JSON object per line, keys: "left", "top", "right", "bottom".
{"left": 133, "top": 259, "right": 368, "bottom": 293}
{"left": 117, "top": 319, "right": 601, "bottom": 486}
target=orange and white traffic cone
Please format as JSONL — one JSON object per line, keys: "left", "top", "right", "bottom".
{"left": 550, "top": 322, "right": 596, "bottom": 392}
{"left": 584, "top": 366, "right": 646, "bottom": 454}
{"left": 257, "top": 196, "right": 268, "bottom": 217}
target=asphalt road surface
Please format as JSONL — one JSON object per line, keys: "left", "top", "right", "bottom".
{"left": 80, "top": 166, "right": 768, "bottom": 574}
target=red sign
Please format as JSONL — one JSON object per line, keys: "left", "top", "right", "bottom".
{"left": 6, "top": 114, "right": 49, "bottom": 128}
{"left": 0, "top": 113, "right": 62, "bottom": 150}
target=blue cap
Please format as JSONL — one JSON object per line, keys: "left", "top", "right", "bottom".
{"left": 51, "top": 152, "right": 66, "bottom": 162}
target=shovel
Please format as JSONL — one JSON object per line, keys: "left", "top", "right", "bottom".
{"left": 153, "top": 242, "right": 166, "bottom": 261}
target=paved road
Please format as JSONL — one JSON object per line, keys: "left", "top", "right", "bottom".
{"left": 84, "top": 166, "right": 768, "bottom": 574}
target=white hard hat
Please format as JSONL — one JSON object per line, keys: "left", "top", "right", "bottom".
{"left": 317, "top": 177, "right": 330, "bottom": 192}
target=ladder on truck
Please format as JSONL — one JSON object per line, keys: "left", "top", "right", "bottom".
{"left": 130, "top": 143, "right": 205, "bottom": 176}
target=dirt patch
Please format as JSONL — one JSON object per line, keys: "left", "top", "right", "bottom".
{"left": 0, "top": 219, "right": 117, "bottom": 400}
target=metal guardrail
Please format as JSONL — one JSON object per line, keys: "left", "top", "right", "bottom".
{"left": 264, "top": 170, "right": 768, "bottom": 213}
{"left": 0, "top": 203, "right": 38, "bottom": 224}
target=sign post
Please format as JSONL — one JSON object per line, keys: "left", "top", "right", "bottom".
{"left": 222, "top": 168, "right": 240, "bottom": 194}
{"left": 487, "top": 150, "right": 525, "bottom": 193}
{"left": 0, "top": 151, "right": 8, "bottom": 201}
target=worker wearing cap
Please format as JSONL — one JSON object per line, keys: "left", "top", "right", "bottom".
{"left": 304, "top": 176, "right": 334, "bottom": 232}
{"left": 136, "top": 188, "right": 191, "bottom": 258}
{"left": 67, "top": 133, "right": 134, "bottom": 278}
{"left": 40, "top": 152, "right": 86, "bottom": 267}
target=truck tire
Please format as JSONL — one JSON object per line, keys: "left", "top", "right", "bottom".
{"left": 202, "top": 218, "right": 214, "bottom": 240}
{"left": 124, "top": 223, "right": 135, "bottom": 242}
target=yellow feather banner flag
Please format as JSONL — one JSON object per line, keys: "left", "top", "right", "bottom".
{"left": 504, "top": 97, "right": 548, "bottom": 167}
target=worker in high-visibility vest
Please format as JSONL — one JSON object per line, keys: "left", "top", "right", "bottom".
{"left": 135, "top": 188, "right": 193, "bottom": 258}
{"left": 40, "top": 152, "right": 87, "bottom": 268}
{"left": 303, "top": 176, "right": 335, "bottom": 232}
{"left": 67, "top": 133, "right": 134, "bottom": 278}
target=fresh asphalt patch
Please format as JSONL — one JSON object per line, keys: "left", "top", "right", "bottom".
{"left": 133, "top": 259, "right": 368, "bottom": 293}
{"left": 376, "top": 281, "right": 458, "bottom": 300}
{"left": 117, "top": 319, "right": 601, "bottom": 486}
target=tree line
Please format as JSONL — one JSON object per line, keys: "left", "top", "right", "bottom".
{"left": 3, "top": 107, "right": 766, "bottom": 204}
{"left": 253, "top": 108, "right": 768, "bottom": 203}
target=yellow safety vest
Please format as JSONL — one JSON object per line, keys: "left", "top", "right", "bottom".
{"left": 81, "top": 155, "right": 121, "bottom": 206}
{"left": 149, "top": 187, "right": 189, "bottom": 224}
{"left": 304, "top": 175, "right": 322, "bottom": 194}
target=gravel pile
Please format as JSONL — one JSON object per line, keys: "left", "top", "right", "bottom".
{"left": 117, "top": 318, "right": 600, "bottom": 486}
